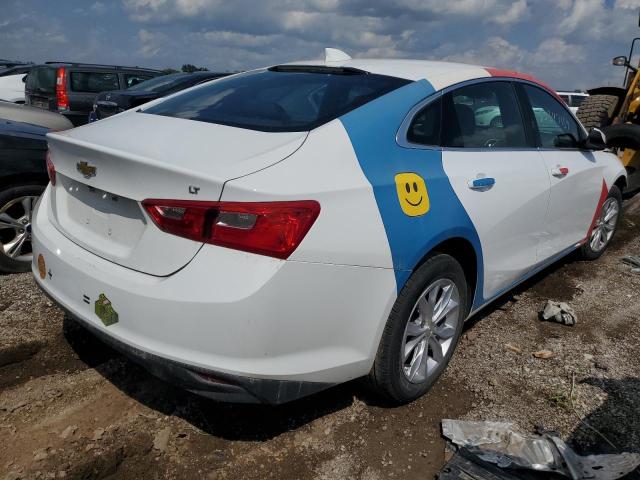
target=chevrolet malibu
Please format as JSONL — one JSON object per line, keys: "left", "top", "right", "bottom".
{"left": 33, "top": 50, "right": 626, "bottom": 404}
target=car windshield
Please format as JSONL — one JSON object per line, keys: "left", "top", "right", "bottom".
{"left": 143, "top": 67, "right": 412, "bottom": 132}
{"left": 127, "top": 74, "right": 189, "bottom": 93}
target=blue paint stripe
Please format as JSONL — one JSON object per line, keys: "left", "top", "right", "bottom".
{"left": 339, "top": 80, "right": 485, "bottom": 308}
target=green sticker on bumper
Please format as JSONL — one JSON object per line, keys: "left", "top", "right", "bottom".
{"left": 95, "top": 293, "right": 119, "bottom": 326}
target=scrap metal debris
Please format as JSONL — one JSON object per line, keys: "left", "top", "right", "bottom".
{"left": 441, "top": 420, "right": 640, "bottom": 480}
{"left": 540, "top": 301, "right": 577, "bottom": 326}
{"left": 532, "top": 350, "right": 554, "bottom": 359}
{"left": 622, "top": 255, "right": 640, "bottom": 273}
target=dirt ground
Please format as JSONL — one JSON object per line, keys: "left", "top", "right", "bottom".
{"left": 2, "top": 198, "right": 640, "bottom": 480}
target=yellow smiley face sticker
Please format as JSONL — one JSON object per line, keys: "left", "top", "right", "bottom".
{"left": 395, "top": 172, "right": 430, "bottom": 216}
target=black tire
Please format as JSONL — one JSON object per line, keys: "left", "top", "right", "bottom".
{"left": 580, "top": 185, "right": 622, "bottom": 260}
{"left": 576, "top": 94, "right": 619, "bottom": 130}
{"left": 0, "top": 184, "right": 45, "bottom": 274}
{"left": 368, "top": 254, "right": 469, "bottom": 404}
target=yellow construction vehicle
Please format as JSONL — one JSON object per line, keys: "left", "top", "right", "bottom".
{"left": 577, "top": 14, "right": 640, "bottom": 191}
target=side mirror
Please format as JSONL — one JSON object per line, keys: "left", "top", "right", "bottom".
{"left": 613, "top": 55, "right": 638, "bottom": 73}
{"left": 613, "top": 55, "right": 628, "bottom": 66}
{"left": 21, "top": 74, "right": 28, "bottom": 83}
{"left": 583, "top": 128, "right": 607, "bottom": 151}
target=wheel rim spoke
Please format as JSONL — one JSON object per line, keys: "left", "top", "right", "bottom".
{"left": 404, "top": 330, "right": 428, "bottom": 361}
{"left": 5, "top": 233, "right": 26, "bottom": 258}
{"left": 407, "top": 338, "right": 427, "bottom": 381}
{"left": 429, "top": 336, "right": 444, "bottom": 363}
{"left": 0, "top": 213, "right": 21, "bottom": 229}
{"left": 21, "top": 197, "right": 32, "bottom": 220}
{"left": 417, "top": 296, "right": 433, "bottom": 325}
{"left": 434, "top": 323, "right": 456, "bottom": 340}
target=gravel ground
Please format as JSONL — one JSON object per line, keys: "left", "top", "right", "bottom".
{"left": 1, "top": 196, "right": 640, "bottom": 480}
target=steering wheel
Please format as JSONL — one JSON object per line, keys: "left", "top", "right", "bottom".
{"left": 484, "top": 138, "right": 499, "bottom": 148}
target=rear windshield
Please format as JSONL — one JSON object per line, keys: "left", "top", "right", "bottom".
{"left": 25, "top": 66, "right": 56, "bottom": 94}
{"left": 127, "top": 73, "right": 189, "bottom": 93}
{"left": 143, "top": 67, "right": 412, "bottom": 132}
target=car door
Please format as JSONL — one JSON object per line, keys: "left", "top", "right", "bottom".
{"left": 517, "top": 83, "right": 603, "bottom": 260}
{"left": 408, "top": 80, "right": 551, "bottom": 300}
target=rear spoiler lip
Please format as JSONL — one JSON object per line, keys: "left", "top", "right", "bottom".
{"left": 46, "top": 130, "right": 206, "bottom": 180}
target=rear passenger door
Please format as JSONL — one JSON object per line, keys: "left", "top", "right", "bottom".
{"left": 517, "top": 84, "right": 602, "bottom": 260}
{"left": 420, "top": 81, "right": 550, "bottom": 300}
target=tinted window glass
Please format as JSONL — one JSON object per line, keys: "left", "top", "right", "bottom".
{"left": 124, "top": 74, "right": 154, "bottom": 88}
{"left": 70, "top": 72, "right": 119, "bottom": 93}
{"left": 570, "top": 95, "right": 586, "bottom": 108}
{"left": 442, "top": 81, "right": 528, "bottom": 148}
{"left": 144, "top": 68, "right": 411, "bottom": 132}
{"left": 523, "top": 84, "right": 583, "bottom": 148}
{"left": 407, "top": 97, "right": 442, "bottom": 146}
{"left": 25, "top": 67, "right": 55, "bottom": 94}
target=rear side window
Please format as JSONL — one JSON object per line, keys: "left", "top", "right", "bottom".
{"left": 25, "top": 67, "right": 55, "bottom": 93}
{"left": 522, "top": 84, "right": 583, "bottom": 148}
{"left": 70, "top": 72, "right": 119, "bottom": 93}
{"left": 407, "top": 97, "right": 442, "bottom": 146}
{"left": 144, "top": 68, "right": 411, "bottom": 132}
{"left": 442, "top": 81, "right": 528, "bottom": 148}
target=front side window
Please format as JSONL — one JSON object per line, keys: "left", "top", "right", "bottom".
{"left": 522, "top": 84, "right": 583, "bottom": 148}
{"left": 144, "top": 67, "right": 411, "bottom": 132}
{"left": 442, "top": 81, "right": 528, "bottom": 148}
{"left": 70, "top": 72, "right": 119, "bottom": 93}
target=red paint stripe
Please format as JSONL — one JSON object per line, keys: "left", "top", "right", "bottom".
{"left": 581, "top": 179, "right": 609, "bottom": 245}
{"left": 485, "top": 67, "right": 562, "bottom": 101}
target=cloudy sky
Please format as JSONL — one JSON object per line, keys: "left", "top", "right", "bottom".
{"left": 1, "top": 0, "right": 639, "bottom": 90}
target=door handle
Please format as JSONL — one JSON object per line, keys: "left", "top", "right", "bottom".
{"left": 467, "top": 177, "right": 496, "bottom": 191}
{"left": 551, "top": 166, "right": 569, "bottom": 178}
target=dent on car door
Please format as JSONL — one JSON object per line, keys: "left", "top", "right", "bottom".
{"left": 411, "top": 81, "right": 550, "bottom": 302}
{"left": 519, "top": 84, "right": 603, "bottom": 260}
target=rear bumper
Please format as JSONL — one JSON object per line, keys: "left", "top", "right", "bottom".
{"left": 37, "top": 287, "right": 330, "bottom": 404}
{"left": 32, "top": 187, "right": 397, "bottom": 402}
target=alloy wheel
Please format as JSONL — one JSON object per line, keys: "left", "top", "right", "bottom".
{"left": 0, "top": 195, "right": 39, "bottom": 263}
{"left": 589, "top": 197, "right": 619, "bottom": 253}
{"left": 401, "top": 278, "right": 461, "bottom": 384}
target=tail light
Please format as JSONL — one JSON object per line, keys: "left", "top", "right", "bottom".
{"left": 142, "top": 199, "right": 320, "bottom": 259}
{"left": 46, "top": 151, "right": 56, "bottom": 186}
{"left": 56, "top": 68, "right": 69, "bottom": 111}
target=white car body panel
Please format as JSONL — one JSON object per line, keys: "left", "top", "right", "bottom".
{"left": 34, "top": 188, "right": 396, "bottom": 383}
{"left": 223, "top": 120, "right": 396, "bottom": 269}
{"left": 537, "top": 149, "right": 604, "bottom": 259}
{"left": 442, "top": 151, "right": 550, "bottom": 299}
{"left": 45, "top": 112, "right": 307, "bottom": 275}
{"left": 0, "top": 73, "right": 26, "bottom": 103}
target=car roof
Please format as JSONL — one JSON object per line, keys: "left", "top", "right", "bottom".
{"left": 35, "top": 62, "right": 162, "bottom": 73}
{"left": 282, "top": 57, "right": 553, "bottom": 93}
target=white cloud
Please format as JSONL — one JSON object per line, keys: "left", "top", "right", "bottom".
{"left": 490, "top": 0, "right": 528, "bottom": 25}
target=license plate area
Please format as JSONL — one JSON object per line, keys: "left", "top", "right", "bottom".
{"left": 52, "top": 175, "right": 147, "bottom": 258}
{"left": 31, "top": 98, "right": 50, "bottom": 109}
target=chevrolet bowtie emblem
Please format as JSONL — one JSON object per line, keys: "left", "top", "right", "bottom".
{"left": 77, "top": 161, "right": 97, "bottom": 178}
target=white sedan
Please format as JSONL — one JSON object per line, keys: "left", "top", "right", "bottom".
{"left": 33, "top": 50, "right": 625, "bottom": 404}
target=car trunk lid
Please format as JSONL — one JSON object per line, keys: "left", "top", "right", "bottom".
{"left": 46, "top": 112, "right": 307, "bottom": 276}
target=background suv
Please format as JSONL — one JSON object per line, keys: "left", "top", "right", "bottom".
{"left": 24, "top": 62, "right": 163, "bottom": 126}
